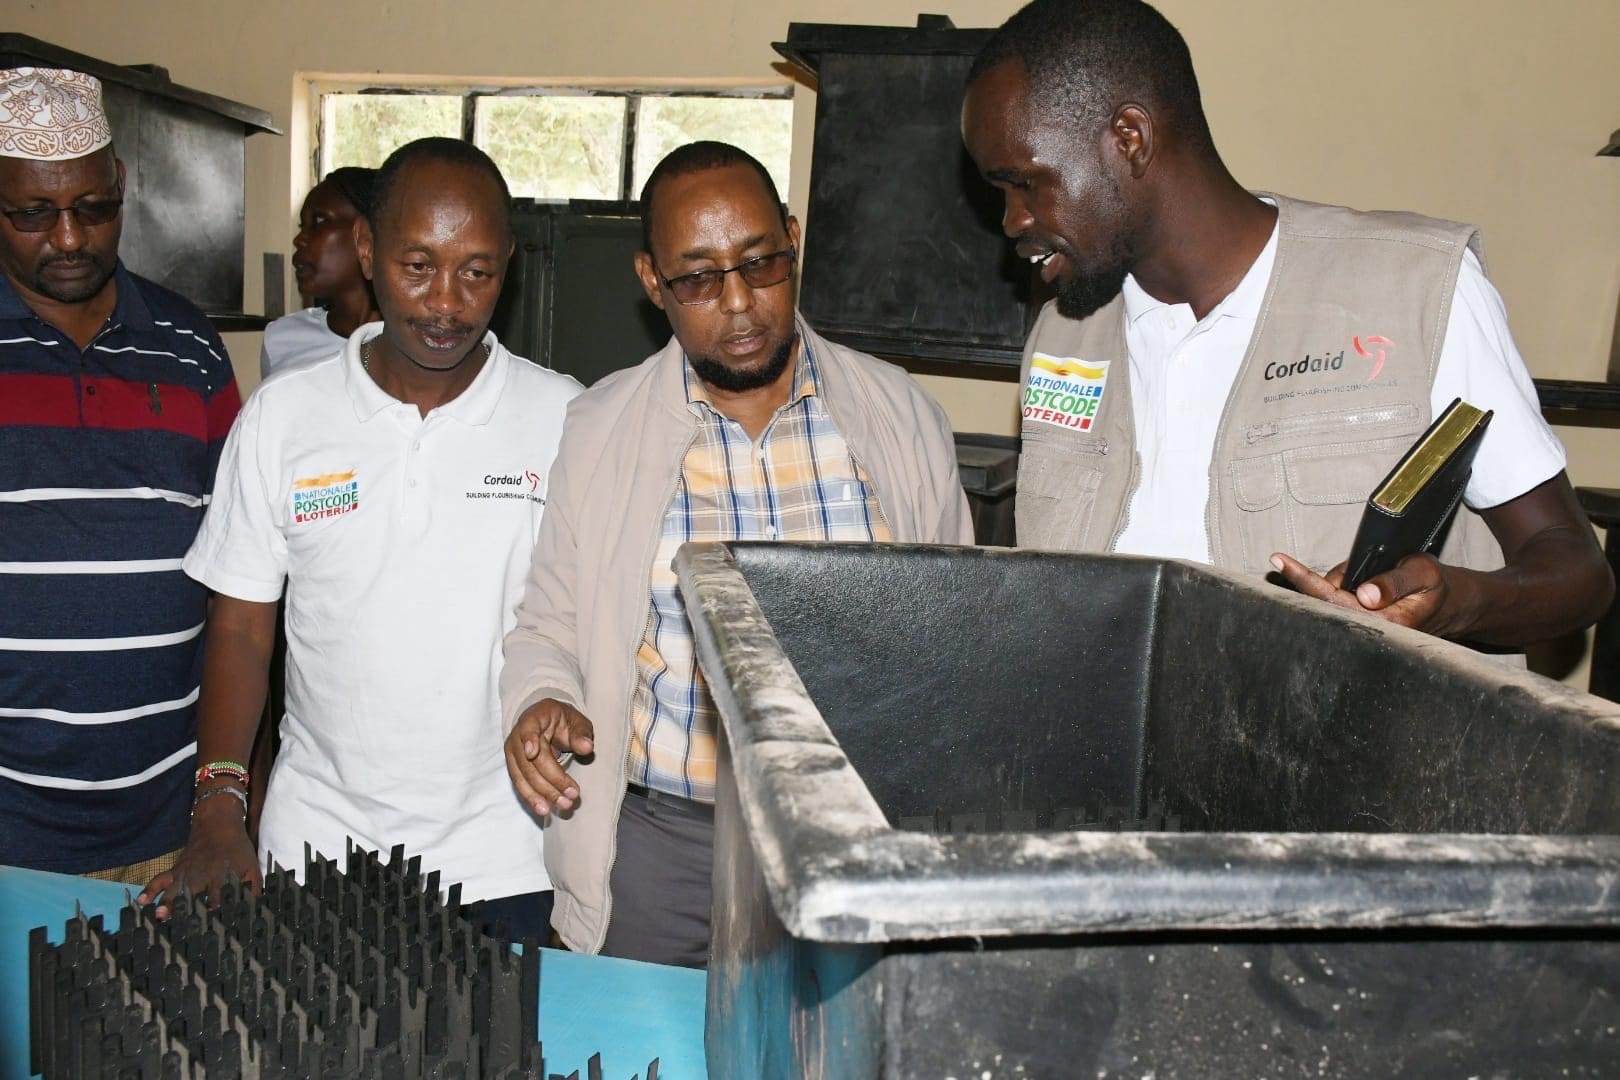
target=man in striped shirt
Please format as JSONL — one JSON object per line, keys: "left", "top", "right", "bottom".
{"left": 0, "top": 68, "right": 240, "bottom": 879}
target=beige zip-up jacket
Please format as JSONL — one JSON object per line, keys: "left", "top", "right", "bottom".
{"left": 499, "top": 318, "right": 975, "bottom": 953}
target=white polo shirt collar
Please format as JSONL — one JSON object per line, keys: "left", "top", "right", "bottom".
{"left": 343, "top": 322, "right": 509, "bottom": 427}
{"left": 1121, "top": 220, "right": 1279, "bottom": 331}
{"left": 1112, "top": 216, "right": 1279, "bottom": 564}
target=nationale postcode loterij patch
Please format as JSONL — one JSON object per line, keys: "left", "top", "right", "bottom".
{"left": 1023, "top": 354, "right": 1111, "bottom": 432}
{"left": 290, "top": 469, "right": 360, "bottom": 524}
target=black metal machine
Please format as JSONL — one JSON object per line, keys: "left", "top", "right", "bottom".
{"left": 774, "top": 17, "right": 1038, "bottom": 369}
{"left": 490, "top": 200, "right": 669, "bottom": 388}
{"left": 0, "top": 35, "right": 279, "bottom": 330}
{"left": 29, "top": 843, "right": 659, "bottom": 1080}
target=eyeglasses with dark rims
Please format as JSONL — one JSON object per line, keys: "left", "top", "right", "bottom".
{"left": 0, "top": 197, "right": 124, "bottom": 234}
{"left": 656, "top": 247, "right": 797, "bottom": 306}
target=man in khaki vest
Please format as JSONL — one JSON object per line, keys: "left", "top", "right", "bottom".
{"left": 961, "top": 0, "right": 1612, "bottom": 647}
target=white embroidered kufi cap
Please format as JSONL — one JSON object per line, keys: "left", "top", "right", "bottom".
{"left": 0, "top": 67, "right": 113, "bottom": 161}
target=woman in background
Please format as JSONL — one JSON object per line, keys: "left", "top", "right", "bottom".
{"left": 259, "top": 167, "right": 380, "bottom": 379}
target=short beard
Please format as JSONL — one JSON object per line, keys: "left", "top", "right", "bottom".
{"left": 33, "top": 254, "right": 117, "bottom": 304}
{"left": 1054, "top": 260, "right": 1130, "bottom": 321}
{"left": 1053, "top": 168, "right": 1135, "bottom": 321}
{"left": 690, "top": 330, "right": 798, "bottom": 393}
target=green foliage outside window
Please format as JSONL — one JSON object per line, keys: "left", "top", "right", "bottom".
{"left": 322, "top": 94, "right": 461, "bottom": 173}
{"left": 632, "top": 97, "right": 793, "bottom": 199}
{"left": 476, "top": 96, "right": 628, "bottom": 200}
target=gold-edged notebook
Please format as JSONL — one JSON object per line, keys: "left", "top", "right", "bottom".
{"left": 1343, "top": 398, "right": 1493, "bottom": 591}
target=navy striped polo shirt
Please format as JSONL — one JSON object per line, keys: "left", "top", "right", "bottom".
{"left": 0, "top": 262, "right": 240, "bottom": 873}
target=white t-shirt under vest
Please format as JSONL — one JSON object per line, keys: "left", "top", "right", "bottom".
{"left": 1112, "top": 222, "right": 1565, "bottom": 563}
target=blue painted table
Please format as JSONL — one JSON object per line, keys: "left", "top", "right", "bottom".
{"left": 0, "top": 867, "right": 707, "bottom": 1079}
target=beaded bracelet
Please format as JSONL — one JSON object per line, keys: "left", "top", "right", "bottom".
{"left": 195, "top": 760, "right": 250, "bottom": 789}
{"left": 191, "top": 785, "right": 247, "bottom": 819}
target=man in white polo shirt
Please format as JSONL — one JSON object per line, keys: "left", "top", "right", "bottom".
{"left": 139, "top": 138, "right": 580, "bottom": 941}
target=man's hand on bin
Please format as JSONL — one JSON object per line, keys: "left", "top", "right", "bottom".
{"left": 506, "top": 698, "right": 595, "bottom": 816}
{"left": 136, "top": 791, "right": 263, "bottom": 918}
{"left": 1269, "top": 550, "right": 1471, "bottom": 638}
{"left": 1272, "top": 477, "right": 1615, "bottom": 647}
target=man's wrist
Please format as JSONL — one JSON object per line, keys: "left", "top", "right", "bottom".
{"left": 190, "top": 785, "right": 248, "bottom": 827}
{"left": 1434, "top": 563, "right": 1490, "bottom": 639}
{"left": 1444, "top": 565, "right": 1476, "bottom": 638}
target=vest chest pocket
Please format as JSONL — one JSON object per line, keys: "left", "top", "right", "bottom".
{"left": 1229, "top": 432, "right": 1417, "bottom": 574}
{"left": 1016, "top": 430, "right": 1108, "bottom": 552}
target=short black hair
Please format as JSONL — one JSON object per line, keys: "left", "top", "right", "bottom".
{"left": 322, "top": 166, "right": 376, "bottom": 219}
{"left": 638, "top": 140, "right": 787, "bottom": 254}
{"left": 368, "top": 137, "right": 512, "bottom": 234}
{"left": 967, "top": 0, "right": 1211, "bottom": 147}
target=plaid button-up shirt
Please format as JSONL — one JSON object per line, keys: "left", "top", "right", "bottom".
{"left": 627, "top": 336, "right": 891, "bottom": 802}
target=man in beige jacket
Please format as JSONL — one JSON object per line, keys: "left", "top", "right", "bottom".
{"left": 500, "top": 141, "right": 973, "bottom": 966}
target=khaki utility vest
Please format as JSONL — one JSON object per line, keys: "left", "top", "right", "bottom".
{"left": 1016, "top": 194, "right": 1505, "bottom": 580}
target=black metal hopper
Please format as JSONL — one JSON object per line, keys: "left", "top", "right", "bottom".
{"left": 679, "top": 542, "right": 1620, "bottom": 1078}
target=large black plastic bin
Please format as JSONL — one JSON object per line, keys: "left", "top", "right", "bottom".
{"left": 677, "top": 542, "right": 1620, "bottom": 1078}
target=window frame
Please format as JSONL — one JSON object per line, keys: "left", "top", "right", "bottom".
{"left": 311, "top": 80, "right": 793, "bottom": 201}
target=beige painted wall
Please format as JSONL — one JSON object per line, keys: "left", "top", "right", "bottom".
{"left": 9, "top": 2, "right": 1619, "bottom": 671}
{"left": 11, "top": 2, "right": 1616, "bottom": 421}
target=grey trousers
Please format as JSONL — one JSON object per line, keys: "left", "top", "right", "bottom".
{"left": 600, "top": 785, "right": 715, "bottom": 969}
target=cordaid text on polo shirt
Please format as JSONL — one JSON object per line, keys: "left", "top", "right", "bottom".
{"left": 465, "top": 469, "right": 545, "bottom": 505}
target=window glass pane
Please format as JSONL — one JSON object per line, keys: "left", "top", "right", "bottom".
{"left": 321, "top": 93, "right": 462, "bottom": 173}
{"left": 474, "top": 95, "right": 627, "bottom": 200}
{"left": 631, "top": 96, "right": 793, "bottom": 200}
